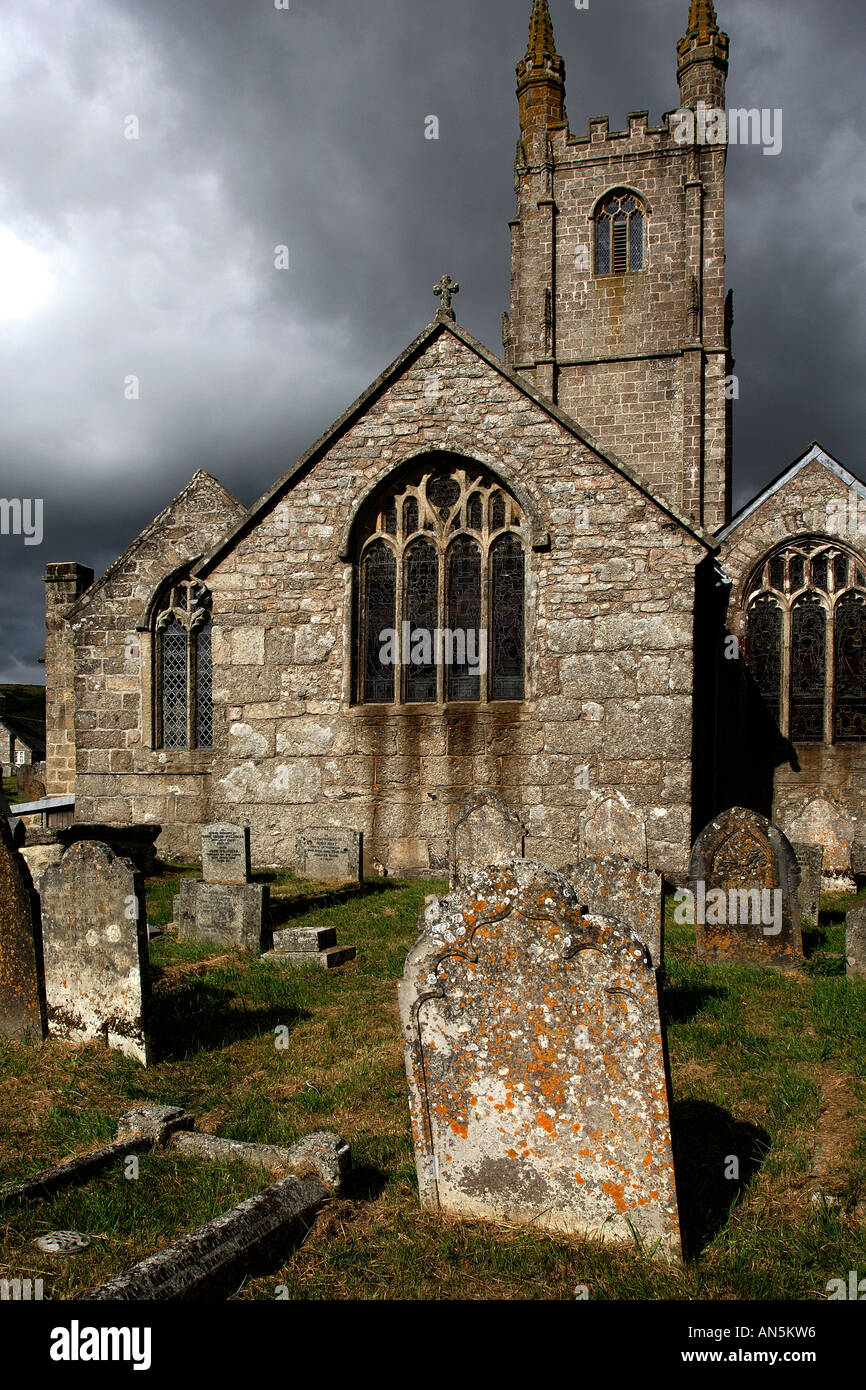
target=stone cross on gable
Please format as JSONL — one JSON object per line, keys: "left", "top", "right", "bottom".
{"left": 433, "top": 275, "right": 460, "bottom": 320}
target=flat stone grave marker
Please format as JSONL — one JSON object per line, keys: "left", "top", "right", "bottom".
{"left": 0, "top": 813, "right": 45, "bottom": 1040}
{"left": 846, "top": 904, "right": 866, "bottom": 980}
{"left": 791, "top": 843, "right": 822, "bottom": 929}
{"left": 201, "top": 823, "right": 250, "bottom": 885}
{"left": 40, "top": 841, "right": 151, "bottom": 1065}
{"left": 397, "top": 859, "right": 681, "bottom": 1259}
{"left": 561, "top": 852, "right": 664, "bottom": 968}
{"left": 688, "top": 808, "right": 803, "bottom": 970}
{"left": 296, "top": 827, "right": 361, "bottom": 884}
{"left": 449, "top": 795, "right": 525, "bottom": 888}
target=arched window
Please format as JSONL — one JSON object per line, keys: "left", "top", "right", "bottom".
{"left": 154, "top": 579, "right": 214, "bottom": 749}
{"left": 744, "top": 537, "right": 866, "bottom": 743}
{"left": 354, "top": 461, "right": 527, "bottom": 704}
{"left": 595, "top": 190, "right": 644, "bottom": 275}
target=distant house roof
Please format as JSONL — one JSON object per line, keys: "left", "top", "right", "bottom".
{"left": 0, "top": 713, "right": 45, "bottom": 756}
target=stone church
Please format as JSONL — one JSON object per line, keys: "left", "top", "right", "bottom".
{"left": 41, "top": 1, "right": 866, "bottom": 881}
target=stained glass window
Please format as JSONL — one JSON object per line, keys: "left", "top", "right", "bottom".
{"left": 362, "top": 541, "right": 396, "bottom": 703}
{"left": 447, "top": 537, "right": 482, "bottom": 701}
{"left": 355, "top": 462, "right": 526, "bottom": 704}
{"left": 834, "top": 592, "right": 866, "bottom": 740}
{"left": 491, "top": 535, "right": 525, "bottom": 701}
{"left": 746, "top": 596, "right": 782, "bottom": 724}
{"left": 745, "top": 537, "right": 866, "bottom": 744}
{"left": 595, "top": 190, "right": 645, "bottom": 275}
{"left": 790, "top": 595, "right": 826, "bottom": 742}
{"left": 155, "top": 579, "right": 214, "bottom": 749}
{"left": 404, "top": 540, "right": 439, "bottom": 702}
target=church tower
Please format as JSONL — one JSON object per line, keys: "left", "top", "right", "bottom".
{"left": 504, "top": 0, "right": 733, "bottom": 530}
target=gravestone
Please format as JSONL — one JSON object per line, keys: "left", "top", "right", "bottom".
{"left": 845, "top": 904, "right": 866, "bottom": 980}
{"left": 296, "top": 827, "right": 361, "bottom": 884}
{"left": 201, "top": 823, "right": 250, "bottom": 885}
{"left": 449, "top": 794, "right": 525, "bottom": 888}
{"left": 397, "top": 859, "right": 681, "bottom": 1259}
{"left": 578, "top": 791, "right": 648, "bottom": 867}
{"left": 175, "top": 880, "right": 270, "bottom": 952}
{"left": 791, "top": 843, "right": 822, "bottom": 929}
{"left": 40, "top": 840, "right": 150, "bottom": 1064}
{"left": 688, "top": 808, "right": 803, "bottom": 970}
{"left": 561, "top": 853, "right": 664, "bottom": 968}
{"left": 0, "top": 814, "right": 46, "bottom": 1040}
{"left": 58, "top": 824, "right": 162, "bottom": 876}
{"left": 783, "top": 795, "right": 857, "bottom": 892}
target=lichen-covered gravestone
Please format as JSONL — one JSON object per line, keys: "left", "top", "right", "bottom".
{"left": 0, "top": 814, "right": 46, "bottom": 1040}
{"left": 40, "top": 841, "right": 151, "bottom": 1065}
{"left": 845, "top": 904, "right": 866, "bottom": 980}
{"left": 783, "top": 795, "right": 857, "bottom": 892}
{"left": 791, "top": 843, "right": 822, "bottom": 929}
{"left": 449, "top": 795, "right": 525, "bottom": 888}
{"left": 397, "top": 860, "right": 682, "bottom": 1259}
{"left": 561, "top": 853, "right": 664, "bottom": 969}
{"left": 176, "top": 822, "right": 270, "bottom": 951}
{"left": 578, "top": 791, "right": 648, "bottom": 867}
{"left": 688, "top": 808, "right": 803, "bottom": 970}
{"left": 296, "top": 827, "right": 361, "bottom": 884}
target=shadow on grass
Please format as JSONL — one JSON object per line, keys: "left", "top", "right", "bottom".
{"left": 264, "top": 877, "right": 401, "bottom": 927}
{"left": 662, "top": 982, "right": 730, "bottom": 1024}
{"left": 340, "top": 1163, "right": 390, "bottom": 1203}
{"left": 671, "top": 1098, "right": 770, "bottom": 1260}
{"left": 148, "top": 980, "right": 310, "bottom": 1062}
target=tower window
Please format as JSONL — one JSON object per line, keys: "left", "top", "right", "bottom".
{"left": 744, "top": 537, "right": 866, "bottom": 744}
{"left": 595, "top": 191, "right": 644, "bottom": 275}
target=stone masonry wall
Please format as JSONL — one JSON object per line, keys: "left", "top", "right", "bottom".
{"left": 196, "top": 328, "right": 707, "bottom": 880}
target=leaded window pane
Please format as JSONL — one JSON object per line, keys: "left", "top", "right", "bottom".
{"left": 403, "top": 497, "right": 418, "bottom": 536}
{"left": 362, "top": 541, "right": 396, "bottom": 702}
{"left": 769, "top": 555, "right": 785, "bottom": 591}
{"left": 404, "top": 539, "right": 438, "bottom": 702}
{"left": 746, "top": 597, "right": 782, "bottom": 725}
{"left": 810, "top": 552, "right": 828, "bottom": 591}
{"left": 834, "top": 553, "right": 849, "bottom": 590}
{"left": 789, "top": 553, "right": 805, "bottom": 592}
{"left": 491, "top": 535, "right": 525, "bottom": 700}
{"left": 596, "top": 217, "right": 610, "bottom": 274}
{"left": 834, "top": 592, "right": 866, "bottom": 741}
{"left": 195, "top": 620, "right": 213, "bottom": 749}
{"left": 491, "top": 492, "right": 506, "bottom": 531}
{"left": 446, "top": 537, "right": 482, "bottom": 701}
{"left": 161, "top": 620, "right": 188, "bottom": 749}
{"left": 629, "top": 210, "right": 643, "bottom": 270}
{"left": 790, "top": 596, "right": 826, "bottom": 741}
{"left": 467, "top": 494, "right": 483, "bottom": 531}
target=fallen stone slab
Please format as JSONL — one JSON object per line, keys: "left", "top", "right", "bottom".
{"left": 84, "top": 1172, "right": 329, "bottom": 1300}
{"left": 170, "top": 1129, "right": 350, "bottom": 1189}
{"left": 272, "top": 926, "right": 337, "bottom": 953}
{"left": 0, "top": 1137, "right": 152, "bottom": 1207}
{"left": 261, "top": 944, "right": 356, "bottom": 969}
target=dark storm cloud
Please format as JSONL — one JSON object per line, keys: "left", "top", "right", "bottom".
{"left": 0, "top": 0, "right": 863, "bottom": 681}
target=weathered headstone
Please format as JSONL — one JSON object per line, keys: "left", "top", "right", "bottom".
{"left": 263, "top": 923, "right": 356, "bottom": 969}
{"left": 791, "top": 843, "right": 822, "bottom": 929}
{"left": 201, "top": 823, "right": 250, "bottom": 885}
{"left": 561, "top": 853, "right": 664, "bottom": 968}
{"left": 449, "top": 794, "right": 525, "bottom": 888}
{"left": 0, "top": 814, "right": 46, "bottom": 1040}
{"left": 783, "top": 795, "right": 857, "bottom": 892}
{"left": 57, "top": 824, "right": 162, "bottom": 876}
{"left": 687, "top": 808, "right": 803, "bottom": 970}
{"left": 579, "top": 791, "right": 648, "bottom": 867}
{"left": 176, "top": 880, "right": 270, "bottom": 952}
{"left": 296, "top": 827, "right": 361, "bottom": 884}
{"left": 845, "top": 904, "right": 866, "bottom": 980}
{"left": 40, "top": 841, "right": 150, "bottom": 1064}
{"left": 397, "top": 859, "right": 681, "bottom": 1259}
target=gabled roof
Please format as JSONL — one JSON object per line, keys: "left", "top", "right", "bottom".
{"left": 66, "top": 471, "right": 246, "bottom": 622}
{"left": 0, "top": 713, "right": 45, "bottom": 752}
{"left": 196, "top": 315, "right": 716, "bottom": 578}
{"left": 716, "top": 443, "right": 866, "bottom": 542}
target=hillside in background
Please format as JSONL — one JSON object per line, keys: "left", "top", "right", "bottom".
{"left": 0, "top": 684, "right": 45, "bottom": 723}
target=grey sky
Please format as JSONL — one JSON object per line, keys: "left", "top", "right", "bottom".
{"left": 0, "top": 0, "right": 863, "bottom": 682}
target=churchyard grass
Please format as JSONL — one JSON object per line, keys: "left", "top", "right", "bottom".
{"left": 0, "top": 868, "right": 865, "bottom": 1299}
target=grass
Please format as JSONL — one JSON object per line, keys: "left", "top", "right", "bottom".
{"left": 1, "top": 868, "right": 865, "bottom": 1300}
